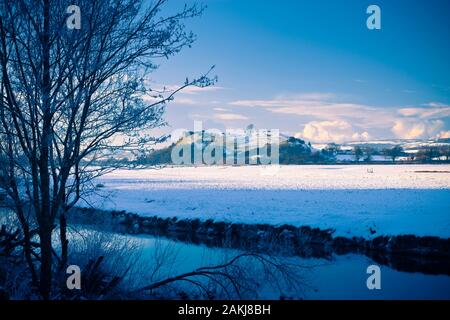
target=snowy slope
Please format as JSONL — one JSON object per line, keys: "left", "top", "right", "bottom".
{"left": 81, "top": 165, "right": 450, "bottom": 239}
{"left": 342, "top": 138, "right": 450, "bottom": 153}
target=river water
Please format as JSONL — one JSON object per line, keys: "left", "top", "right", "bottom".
{"left": 70, "top": 229, "right": 450, "bottom": 300}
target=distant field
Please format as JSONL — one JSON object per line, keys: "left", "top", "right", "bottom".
{"left": 83, "top": 165, "right": 450, "bottom": 239}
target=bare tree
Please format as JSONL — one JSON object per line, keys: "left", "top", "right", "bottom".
{"left": 137, "top": 252, "right": 307, "bottom": 300}
{"left": 0, "top": 0, "right": 214, "bottom": 299}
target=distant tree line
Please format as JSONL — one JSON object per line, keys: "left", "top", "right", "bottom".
{"left": 94, "top": 140, "right": 450, "bottom": 167}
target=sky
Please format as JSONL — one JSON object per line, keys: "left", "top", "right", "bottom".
{"left": 149, "top": 0, "right": 450, "bottom": 143}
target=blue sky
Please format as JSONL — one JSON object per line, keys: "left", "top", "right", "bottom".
{"left": 151, "top": 0, "right": 450, "bottom": 143}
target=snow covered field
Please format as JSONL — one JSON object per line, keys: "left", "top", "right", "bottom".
{"left": 83, "top": 165, "right": 450, "bottom": 238}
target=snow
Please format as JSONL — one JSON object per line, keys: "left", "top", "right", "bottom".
{"left": 82, "top": 165, "right": 450, "bottom": 239}
{"left": 336, "top": 155, "right": 413, "bottom": 162}
{"left": 336, "top": 155, "right": 355, "bottom": 162}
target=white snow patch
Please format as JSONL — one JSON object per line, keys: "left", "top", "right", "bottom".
{"left": 81, "top": 165, "right": 450, "bottom": 239}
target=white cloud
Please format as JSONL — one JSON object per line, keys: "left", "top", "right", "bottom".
{"left": 214, "top": 113, "right": 248, "bottom": 121}
{"left": 230, "top": 94, "right": 450, "bottom": 141}
{"left": 392, "top": 119, "right": 444, "bottom": 139}
{"left": 352, "top": 131, "right": 371, "bottom": 141}
{"left": 230, "top": 97, "right": 392, "bottom": 128}
{"left": 398, "top": 105, "right": 450, "bottom": 119}
{"left": 173, "top": 97, "right": 196, "bottom": 105}
{"left": 285, "top": 92, "right": 337, "bottom": 100}
{"left": 179, "top": 85, "right": 225, "bottom": 95}
{"left": 424, "top": 102, "right": 448, "bottom": 108}
{"left": 295, "top": 120, "right": 370, "bottom": 143}
{"left": 436, "top": 131, "right": 450, "bottom": 139}
{"left": 213, "top": 107, "right": 231, "bottom": 112}
{"left": 393, "top": 104, "right": 449, "bottom": 139}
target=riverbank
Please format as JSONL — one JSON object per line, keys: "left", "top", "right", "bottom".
{"left": 69, "top": 207, "right": 450, "bottom": 276}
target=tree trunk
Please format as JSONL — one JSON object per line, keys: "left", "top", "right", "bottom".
{"left": 39, "top": 223, "right": 53, "bottom": 300}
{"left": 59, "top": 213, "right": 68, "bottom": 269}
{"left": 21, "top": 220, "right": 38, "bottom": 286}
{"left": 37, "top": 0, "right": 53, "bottom": 300}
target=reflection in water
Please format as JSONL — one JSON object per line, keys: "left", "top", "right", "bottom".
{"left": 68, "top": 228, "right": 450, "bottom": 300}
{"left": 68, "top": 207, "right": 450, "bottom": 276}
